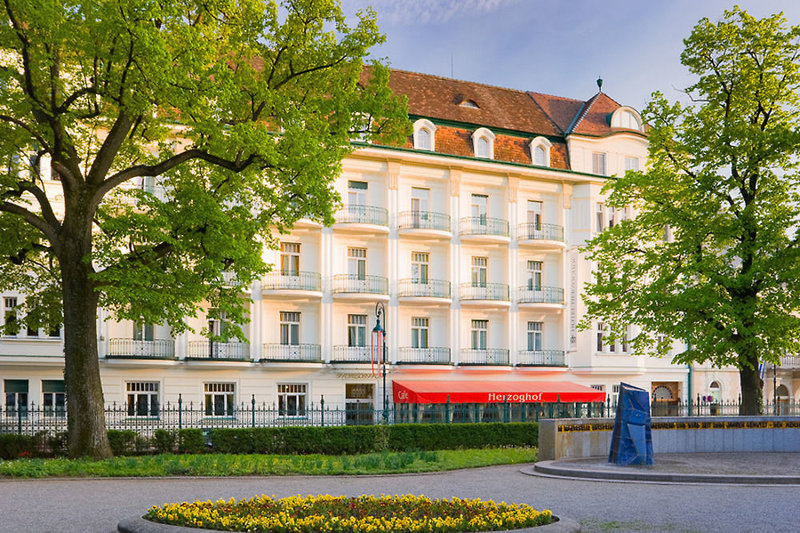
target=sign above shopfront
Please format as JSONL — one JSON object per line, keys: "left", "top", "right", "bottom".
{"left": 392, "top": 380, "right": 606, "bottom": 404}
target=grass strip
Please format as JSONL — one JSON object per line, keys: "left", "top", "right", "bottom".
{"left": 0, "top": 447, "right": 536, "bottom": 478}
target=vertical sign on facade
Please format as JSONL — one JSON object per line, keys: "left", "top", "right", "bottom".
{"left": 569, "top": 250, "right": 578, "bottom": 351}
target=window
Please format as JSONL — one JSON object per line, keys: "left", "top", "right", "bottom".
{"left": 348, "top": 248, "right": 366, "bottom": 280}
{"left": 471, "top": 320, "right": 488, "bottom": 350}
{"left": 527, "top": 200, "right": 543, "bottom": 229}
{"left": 411, "top": 252, "right": 429, "bottom": 283}
{"left": 280, "top": 312, "right": 300, "bottom": 345}
{"left": 529, "top": 137, "right": 552, "bottom": 167}
{"left": 472, "top": 127, "right": 495, "bottom": 159}
{"left": 126, "top": 382, "right": 159, "bottom": 417}
{"left": 607, "top": 206, "right": 616, "bottom": 228}
{"left": 348, "top": 314, "right": 367, "bottom": 347}
{"left": 411, "top": 317, "right": 429, "bottom": 349}
{"left": 204, "top": 383, "right": 235, "bottom": 416}
{"left": 280, "top": 242, "right": 300, "bottom": 275}
{"left": 413, "top": 119, "right": 436, "bottom": 151}
{"left": 471, "top": 194, "right": 488, "bottom": 224}
{"left": 709, "top": 381, "right": 722, "bottom": 403}
{"left": 527, "top": 261, "right": 542, "bottom": 291}
{"left": 625, "top": 157, "right": 639, "bottom": 172}
{"left": 596, "top": 322, "right": 615, "bottom": 352}
{"left": 347, "top": 180, "right": 367, "bottom": 206}
{"left": 410, "top": 187, "right": 430, "bottom": 227}
{"left": 133, "top": 322, "right": 154, "bottom": 342}
{"left": 657, "top": 334, "right": 673, "bottom": 356}
{"left": 612, "top": 384, "right": 620, "bottom": 407}
{"left": 471, "top": 256, "right": 487, "bottom": 286}
{"left": 621, "top": 326, "right": 631, "bottom": 353}
{"left": 611, "top": 108, "right": 643, "bottom": 131}
{"left": 3, "top": 297, "right": 19, "bottom": 336}
{"left": 48, "top": 325, "right": 61, "bottom": 338}
{"left": 42, "top": 380, "right": 65, "bottom": 417}
{"left": 592, "top": 152, "right": 607, "bottom": 175}
{"left": 596, "top": 202, "right": 605, "bottom": 232}
{"left": 527, "top": 321, "right": 543, "bottom": 351}
{"left": 278, "top": 383, "right": 307, "bottom": 417}
{"left": 4, "top": 379, "right": 28, "bottom": 417}
{"left": 208, "top": 310, "right": 229, "bottom": 340}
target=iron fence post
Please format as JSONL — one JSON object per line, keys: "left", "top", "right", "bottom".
{"left": 178, "top": 394, "right": 183, "bottom": 430}
{"left": 445, "top": 395, "right": 450, "bottom": 423}
{"left": 17, "top": 404, "right": 22, "bottom": 435}
{"left": 320, "top": 396, "right": 324, "bottom": 427}
{"left": 251, "top": 395, "right": 256, "bottom": 428}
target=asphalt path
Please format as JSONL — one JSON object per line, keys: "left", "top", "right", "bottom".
{"left": 1, "top": 465, "right": 797, "bottom": 533}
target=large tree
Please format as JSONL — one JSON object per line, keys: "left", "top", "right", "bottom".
{"left": 583, "top": 8, "right": 800, "bottom": 415}
{"left": 0, "top": 0, "right": 408, "bottom": 457}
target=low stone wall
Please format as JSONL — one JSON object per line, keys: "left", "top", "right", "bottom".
{"left": 538, "top": 417, "right": 800, "bottom": 460}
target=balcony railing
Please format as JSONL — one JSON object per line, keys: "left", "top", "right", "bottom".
{"left": 262, "top": 271, "right": 322, "bottom": 292}
{"left": 332, "top": 274, "right": 388, "bottom": 295}
{"left": 460, "top": 282, "right": 509, "bottom": 301}
{"left": 516, "top": 350, "right": 566, "bottom": 367}
{"left": 187, "top": 341, "right": 250, "bottom": 360}
{"left": 779, "top": 356, "right": 800, "bottom": 369}
{"left": 517, "top": 222, "right": 564, "bottom": 242}
{"left": 516, "top": 286, "right": 565, "bottom": 304}
{"left": 106, "top": 339, "right": 175, "bottom": 359}
{"left": 459, "top": 216, "right": 509, "bottom": 237}
{"left": 261, "top": 343, "right": 322, "bottom": 362}
{"left": 335, "top": 205, "right": 389, "bottom": 226}
{"left": 331, "top": 346, "right": 372, "bottom": 363}
{"left": 396, "top": 347, "right": 451, "bottom": 365}
{"left": 220, "top": 271, "right": 244, "bottom": 288}
{"left": 459, "top": 349, "right": 510, "bottom": 365}
{"left": 397, "top": 211, "right": 451, "bottom": 232}
{"left": 398, "top": 279, "right": 451, "bottom": 299}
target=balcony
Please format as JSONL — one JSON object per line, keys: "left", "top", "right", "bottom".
{"left": 262, "top": 271, "right": 322, "bottom": 298}
{"left": 331, "top": 345, "right": 372, "bottom": 363}
{"left": 261, "top": 343, "right": 322, "bottom": 363}
{"left": 396, "top": 347, "right": 452, "bottom": 365}
{"left": 458, "top": 216, "right": 510, "bottom": 243}
{"left": 220, "top": 271, "right": 249, "bottom": 292}
{"left": 186, "top": 341, "right": 250, "bottom": 361}
{"left": 398, "top": 279, "right": 451, "bottom": 304}
{"left": 516, "top": 350, "right": 566, "bottom": 367}
{"left": 332, "top": 274, "right": 389, "bottom": 300}
{"left": 459, "top": 282, "right": 510, "bottom": 307}
{"left": 106, "top": 339, "right": 175, "bottom": 359}
{"left": 333, "top": 205, "right": 389, "bottom": 233}
{"left": 779, "top": 356, "right": 800, "bottom": 370}
{"left": 516, "top": 223, "right": 565, "bottom": 249}
{"left": 397, "top": 211, "right": 451, "bottom": 238}
{"left": 459, "top": 349, "right": 510, "bottom": 366}
{"left": 516, "top": 286, "right": 565, "bottom": 308}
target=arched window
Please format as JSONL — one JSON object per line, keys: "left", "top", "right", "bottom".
{"left": 709, "top": 381, "right": 721, "bottom": 403}
{"left": 529, "top": 136, "right": 552, "bottom": 167}
{"left": 611, "top": 107, "right": 644, "bottom": 131}
{"left": 472, "top": 127, "right": 495, "bottom": 159}
{"left": 413, "top": 119, "right": 436, "bottom": 151}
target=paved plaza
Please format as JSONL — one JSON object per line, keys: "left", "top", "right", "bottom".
{"left": 1, "top": 461, "right": 798, "bottom": 533}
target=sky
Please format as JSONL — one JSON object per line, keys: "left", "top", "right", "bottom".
{"left": 341, "top": 0, "right": 800, "bottom": 111}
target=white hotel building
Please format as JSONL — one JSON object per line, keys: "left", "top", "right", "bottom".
{"left": 2, "top": 70, "right": 762, "bottom": 421}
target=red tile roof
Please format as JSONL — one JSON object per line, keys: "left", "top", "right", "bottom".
{"left": 527, "top": 92, "right": 585, "bottom": 135}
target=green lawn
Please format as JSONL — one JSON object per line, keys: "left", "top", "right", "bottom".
{"left": 0, "top": 447, "right": 536, "bottom": 478}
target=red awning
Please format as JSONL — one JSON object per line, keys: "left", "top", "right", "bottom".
{"left": 393, "top": 380, "right": 606, "bottom": 404}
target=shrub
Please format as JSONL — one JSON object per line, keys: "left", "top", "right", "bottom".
{"left": 107, "top": 430, "right": 137, "bottom": 456}
{"left": 177, "top": 429, "right": 205, "bottom": 454}
{"left": 0, "top": 434, "right": 35, "bottom": 459}
{"left": 153, "top": 430, "right": 177, "bottom": 454}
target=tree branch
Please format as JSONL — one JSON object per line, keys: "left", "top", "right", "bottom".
{"left": 0, "top": 201, "right": 58, "bottom": 245}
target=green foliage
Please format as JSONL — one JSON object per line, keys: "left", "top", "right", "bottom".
{"left": 208, "top": 423, "right": 537, "bottom": 455}
{"left": 153, "top": 429, "right": 177, "bottom": 454}
{"left": 0, "top": 434, "right": 35, "bottom": 459}
{"left": 106, "top": 430, "right": 138, "bottom": 456}
{"left": 582, "top": 8, "right": 800, "bottom": 412}
{"left": 0, "top": 448, "right": 536, "bottom": 478}
{"left": 177, "top": 429, "right": 206, "bottom": 454}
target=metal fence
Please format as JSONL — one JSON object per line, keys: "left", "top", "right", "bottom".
{"left": 3, "top": 397, "right": 799, "bottom": 437}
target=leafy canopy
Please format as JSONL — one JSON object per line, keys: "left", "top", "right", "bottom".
{"left": 582, "top": 7, "right": 800, "bottom": 370}
{"left": 0, "top": 0, "right": 409, "bottom": 336}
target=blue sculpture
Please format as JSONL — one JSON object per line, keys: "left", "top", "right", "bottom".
{"left": 608, "top": 382, "right": 654, "bottom": 465}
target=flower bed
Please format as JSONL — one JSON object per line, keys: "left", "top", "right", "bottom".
{"left": 145, "top": 494, "right": 553, "bottom": 532}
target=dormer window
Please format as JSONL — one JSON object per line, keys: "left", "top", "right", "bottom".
{"left": 459, "top": 99, "right": 480, "bottom": 109}
{"left": 529, "top": 136, "right": 552, "bottom": 167}
{"left": 472, "top": 127, "right": 495, "bottom": 159}
{"left": 413, "top": 119, "right": 436, "bottom": 151}
{"left": 611, "top": 107, "right": 644, "bottom": 131}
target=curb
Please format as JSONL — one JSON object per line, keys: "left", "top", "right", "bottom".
{"left": 118, "top": 515, "right": 582, "bottom": 533}
{"left": 528, "top": 461, "right": 800, "bottom": 485}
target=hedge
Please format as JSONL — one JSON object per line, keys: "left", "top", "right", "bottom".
{"left": 0, "top": 423, "right": 537, "bottom": 458}
{"left": 208, "top": 423, "right": 538, "bottom": 455}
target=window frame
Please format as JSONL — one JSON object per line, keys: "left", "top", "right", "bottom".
{"left": 277, "top": 383, "right": 308, "bottom": 418}
{"left": 204, "top": 382, "right": 236, "bottom": 417}
{"left": 471, "top": 127, "right": 496, "bottom": 159}
{"left": 412, "top": 119, "right": 437, "bottom": 151}
{"left": 126, "top": 381, "right": 160, "bottom": 418}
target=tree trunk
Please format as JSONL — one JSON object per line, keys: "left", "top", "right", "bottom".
{"left": 738, "top": 354, "right": 763, "bottom": 416}
{"left": 62, "top": 229, "right": 112, "bottom": 459}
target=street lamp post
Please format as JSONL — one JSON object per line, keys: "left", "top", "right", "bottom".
{"left": 372, "top": 302, "right": 388, "bottom": 423}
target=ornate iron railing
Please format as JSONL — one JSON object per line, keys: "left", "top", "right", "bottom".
{"left": 516, "top": 222, "right": 564, "bottom": 242}
{"left": 262, "top": 271, "right": 322, "bottom": 292}
{"left": 516, "top": 286, "right": 564, "bottom": 304}
{"left": 459, "top": 282, "right": 509, "bottom": 301}
{"left": 516, "top": 350, "right": 566, "bottom": 367}
{"left": 397, "top": 211, "right": 451, "bottom": 232}
{"left": 186, "top": 341, "right": 250, "bottom": 360}
{"left": 261, "top": 344, "right": 322, "bottom": 362}
{"left": 396, "top": 347, "right": 451, "bottom": 364}
{"left": 459, "top": 348, "right": 510, "bottom": 365}
{"left": 397, "top": 279, "right": 451, "bottom": 298}
{"left": 330, "top": 346, "right": 372, "bottom": 363}
{"left": 335, "top": 205, "right": 389, "bottom": 226}
{"left": 107, "top": 339, "right": 175, "bottom": 359}
{"left": 332, "top": 274, "right": 388, "bottom": 295}
{"left": 459, "top": 216, "right": 509, "bottom": 237}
